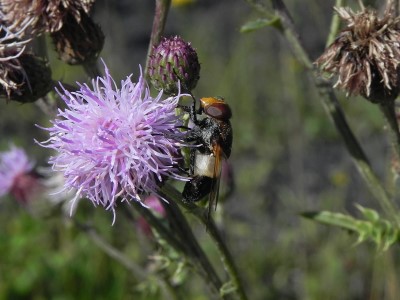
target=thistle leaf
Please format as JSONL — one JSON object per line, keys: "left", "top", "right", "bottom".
{"left": 355, "top": 204, "right": 379, "bottom": 223}
{"left": 240, "top": 17, "right": 281, "bottom": 33}
{"left": 301, "top": 211, "right": 359, "bottom": 231}
{"left": 301, "top": 207, "right": 400, "bottom": 251}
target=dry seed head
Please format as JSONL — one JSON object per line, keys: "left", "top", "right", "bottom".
{"left": 0, "top": 0, "right": 96, "bottom": 35}
{"left": 8, "top": 53, "right": 53, "bottom": 103}
{"left": 0, "top": 25, "right": 30, "bottom": 99}
{"left": 315, "top": 6, "right": 400, "bottom": 103}
{"left": 51, "top": 11, "right": 104, "bottom": 65}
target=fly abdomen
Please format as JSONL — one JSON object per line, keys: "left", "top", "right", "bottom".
{"left": 182, "top": 176, "right": 214, "bottom": 202}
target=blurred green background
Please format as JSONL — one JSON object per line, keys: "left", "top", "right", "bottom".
{"left": 1, "top": 0, "right": 399, "bottom": 299}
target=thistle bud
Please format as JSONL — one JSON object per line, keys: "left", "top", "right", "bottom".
{"left": 149, "top": 36, "right": 200, "bottom": 95}
{"left": 1, "top": 53, "right": 53, "bottom": 103}
{"left": 51, "top": 11, "right": 104, "bottom": 65}
{"left": 137, "top": 195, "right": 166, "bottom": 237}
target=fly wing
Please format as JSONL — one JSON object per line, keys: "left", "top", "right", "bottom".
{"left": 207, "top": 144, "right": 225, "bottom": 220}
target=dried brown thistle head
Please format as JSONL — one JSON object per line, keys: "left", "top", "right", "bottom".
{"left": 0, "top": 0, "right": 95, "bottom": 35}
{"left": 0, "top": 25, "right": 53, "bottom": 102}
{"left": 51, "top": 11, "right": 104, "bottom": 65}
{"left": 0, "top": 25, "right": 30, "bottom": 99}
{"left": 315, "top": 6, "right": 400, "bottom": 103}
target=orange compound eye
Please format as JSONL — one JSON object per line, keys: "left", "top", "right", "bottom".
{"left": 200, "top": 97, "right": 232, "bottom": 120}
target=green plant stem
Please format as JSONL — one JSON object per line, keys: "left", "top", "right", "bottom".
{"left": 270, "top": 0, "right": 312, "bottom": 70}
{"left": 315, "top": 79, "right": 400, "bottom": 225}
{"left": 269, "top": 0, "right": 400, "bottom": 225}
{"left": 326, "top": 0, "right": 344, "bottom": 47}
{"left": 73, "top": 219, "right": 147, "bottom": 279}
{"left": 73, "top": 220, "right": 180, "bottom": 300}
{"left": 123, "top": 202, "right": 187, "bottom": 255}
{"left": 158, "top": 196, "right": 230, "bottom": 300}
{"left": 357, "top": 0, "right": 365, "bottom": 10}
{"left": 379, "top": 103, "right": 400, "bottom": 161}
{"left": 161, "top": 184, "right": 248, "bottom": 300}
{"left": 125, "top": 201, "right": 227, "bottom": 299}
{"left": 144, "top": 0, "right": 171, "bottom": 79}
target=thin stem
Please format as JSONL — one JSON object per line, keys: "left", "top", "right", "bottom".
{"left": 159, "top": 197, "right": 229, "bottom": 300}
{"left": 73, "top": 220, "right": 181, "bottom": 300}
{"left": 268, "top": 0, "right": 400, "bottom": 224}
{"left": 144, "top": 0, "right": 171, "bottom": 79}
{"left": 73, "top": 219, "right": 147, "bottom": 279}
{"left": 326, "top": 0, "right": 344, "bottom": 47}
{"left": 125, "top": 201, "right": 226, "bottom": 300}
{"left": 270, "top": 0, "right": 313, "bottom": 69}
{"left": 123, "top": 202, "right": 186, "bottom": 254}
{"left": 162, "top": 184, "right": 248, "bottom": 300}
{"left": 380, "top": 102, "right": 400, "bottom": 160}
{"left": 357, "top": 0, "right": 365, "bottom": 10}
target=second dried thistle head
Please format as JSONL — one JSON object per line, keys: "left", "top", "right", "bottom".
{"left": 316, "top": 6, "right": 400, "bottom": 104}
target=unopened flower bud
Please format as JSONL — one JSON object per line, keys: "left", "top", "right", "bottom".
{"left": 137, "top": 195, "right": 166, "bottom": 237}
{"left": 51, "top": 11, "right": 104, "bottom": 65}
{"left": 149, "top": 36, "right": 200, "bottom": 95}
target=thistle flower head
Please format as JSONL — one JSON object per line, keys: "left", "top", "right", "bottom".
{"left": 149, "top": 36, "right": 200, "bottom": 95}
{"left": 0, "top": 145, "right": 38, "bottom": 203}
{"left": 1, "top": 0, "right": 95, "bottom": 34}
{"left": 39, "top": 62, "right": 187, "bottom": 220}
{"left": 315, "top": 6, "right": 400, "bottom": 103}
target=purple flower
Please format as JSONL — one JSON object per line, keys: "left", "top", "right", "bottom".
{"left": 0, "top": 145, "right": 35, "bottom": 197}
{"left": 0, "top": 145, "right": 44, "bottom": 205}
{"left": 39, "top": 62, "right": 187, "bottom": 220}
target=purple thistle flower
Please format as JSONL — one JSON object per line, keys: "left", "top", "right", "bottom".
{"left": 39, "top": 62, "right": 187, "bottom": 221}
{"left": 0, "top": 145, "right": 35, "bottom": 198}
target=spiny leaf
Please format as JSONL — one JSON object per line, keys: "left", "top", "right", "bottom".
{"left": 240, "top": 17, "right": 281, "bottom": 33}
